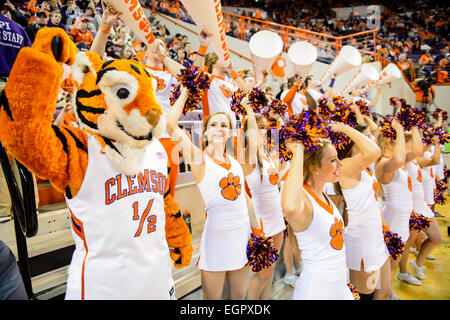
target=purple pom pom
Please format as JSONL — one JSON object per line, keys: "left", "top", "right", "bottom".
{"left": 409, "top": 211, "right": 431, "bottom": 231}
{"left": 384, "top": 231, "right": 405, "bottom": 260}
{"left": 246, "top": 233, "right": 279, "bottom": 272}
{"left": 169, "top": 66, "right": 210, "bottom": 114}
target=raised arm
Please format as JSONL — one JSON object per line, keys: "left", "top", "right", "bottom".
{"left": 225, "top": 60, "right": 251, "bottom": 94}
{"left": 239, "top": 97, "right": 258, "bottom": 175}
{"left": 192, "top": 29, "right": 212, "bottom": 69}
{"left": 368, "top": 87, "right": 382, "bottom": 108}
{"left": 281, "top": 143, "right": 312, "bottom": 232}
{"left": 332, "top": 122, "right": 381, "bottom": 189}
{"left": 0, "top": 28, "right": 88, "bottom": 198}
{"left": 405, "top": 126, "right": 423, "bottom": 163}
{"left": 165, "top": 87, "right": 205, "bottom": 183}
{"left": 376, "top": 119, "right": 406, "bottom": 183}
{"left": 349, "top": 100, "right": 365, "bottom": 126}
{"left": 363, "top": 114, "right": 380, "bottom": 139}
{"left": 417, "top": 135, "right": 441, "bottom": 168}
{"left": 90, "top": 1, "right": 121, "bottom": 58}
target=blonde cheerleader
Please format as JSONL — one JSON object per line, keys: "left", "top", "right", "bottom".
{"left": 334, "top": 123, "right": 391, "bottom": 300}
{"left": 408, "top": 135, "right": 442, "bottom": 279}
{"left": 376, "top": 123, "right": 422, "bottom": 297}
{"left": 166, "top": 88, "right": 261, "bottom": 300}
{"left": 243, "top": 114, "right": 286, "bottom": 300}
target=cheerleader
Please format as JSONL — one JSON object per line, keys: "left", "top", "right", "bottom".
{"left": 166, "top": 88, "right": 260, "bottom": 300}
{"left": 431, "top": 111, "right": 446, "bottom": 217}
{"left": 409, "top": 135, "right": 443, "bottom": 279}
{"left": 277, "top": 155, "right": 303, "bottom": 287}
{"left": 376, "top": 123, "right": 422, "bottom": 295}
{"left": 334, "top": 123, "right": 392, "bottom": 300}
{"left": 244, "top": 114, "right": 286, "bottom": 299}
{"left": 201, "top": 52, "right": 251, "bottom": 130}
{"left": 281, "top": 138, "right": 355, "bottom": 300}
{"left": 281, "top": 75, "right": 328, "bottom": 115}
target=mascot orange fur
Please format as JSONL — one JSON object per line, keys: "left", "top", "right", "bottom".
{"left": 0, "top": 28, "right": 192, "bottom": 299}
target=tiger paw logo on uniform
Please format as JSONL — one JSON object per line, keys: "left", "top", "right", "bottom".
{"left": 267, "top": 166, "right": 279, "bottom": 185}
{"left": 329, "top": 217, "right": 344, "bottom": 250}
{"left": 219, "top": 173, "right": 241, "bottom": 200}
{"left": 219, "top": 85, "right": 233, "bottom": 98}
{"left": 153, "top": 75, "right": 166, "bottom": 91}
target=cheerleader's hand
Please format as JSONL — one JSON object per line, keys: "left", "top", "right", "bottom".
{"left": 391, "top": 118, "right": 404, "bottom": 133}
{"left": 199, "top": 28, "right": 213, "bottom": 47}
{"left": 251, "top": 218, "right": 265, "bottom": 237}
{"left": 285, "top": 141, "right": 304, "bottom": 156}
{"left": 329, "top": 121, "right": 349, "bottom": 134}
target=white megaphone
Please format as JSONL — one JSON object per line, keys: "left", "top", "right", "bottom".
{"left": 339, "top": 64, "right": 379, "bottom": 95}
{"left": 249, "top": 30, "right": 283, "bottom": 82}
{"left": 319, "top": 45, "right": 362, "bottom": 85}
{"left": 105, "top": 0, "right": 156, "bottom": 46}
{"left": 180, "top": 0, "right": 231, "bottom": 67}
{"left": 360, "top": 63, "right": 402, "bottom": 93}
{"left": 288, "top": 41, "right": 317, "bottom": 79}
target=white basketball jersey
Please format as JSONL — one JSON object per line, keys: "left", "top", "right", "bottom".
{"left": 201, "top": 75, "right": 239, "bottom": 129}
{"left": 65, "top": 134, "right": 174, "bottom": 300}
{"left": 145, "top": 66, "right": 178, "bottom": 138}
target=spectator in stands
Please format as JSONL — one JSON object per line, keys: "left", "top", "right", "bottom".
{"left": 153, "top": 20, "right": 170, "bottom": 38}
{"left": 398, "top": 53, "right": 412, "bottom": 81}
{"left": 413, "top": 78, "right": 435, "bottom": 107}
{"left": 168, "top": 39, "right": 181, "bottom": 60}
{"left": 0, "top": 241, "right": 28, "bottom": 299}
{"left": 84, "top": 4, "right": 101, "bottom": 32}
{"left": 437, "top": 57, "right": 448, "bottom": 83}
{"left": 120, "top": 43, "right": 136, "bottom": 60}
{"left": 64, "top": 0, "right": 82, "bottom": 26}
{"left": 25, "top": 11, "right": 49, "bottom": 44}
{"left": 70, "top": 16, "right": 94, "bottom": 50}
{"left": 175, "top": 48, "right": 192, "bottom": 68}
{"left": 2, "top": 0, "right": 28, "bottom": 27}
{"left": 183, "top": 41, "right": 193, "bottom": 59}
{"left": 47, "top": 9, "right": 67, "bottom": 33}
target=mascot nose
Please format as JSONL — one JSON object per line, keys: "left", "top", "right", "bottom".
{"left": 145, "top": 109, "right": 161, "bottom": 128}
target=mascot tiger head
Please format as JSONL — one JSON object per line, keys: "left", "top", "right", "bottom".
{"left": 70, "top": 51, "right": 164, "bottom": 174}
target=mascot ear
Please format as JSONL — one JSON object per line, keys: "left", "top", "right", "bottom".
{"left": 71, "top": 51, "right": 104, "bottom": 88}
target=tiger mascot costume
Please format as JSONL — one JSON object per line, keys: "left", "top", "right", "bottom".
{"left": 0, "top": 28, "right": 193, "bottom": 299}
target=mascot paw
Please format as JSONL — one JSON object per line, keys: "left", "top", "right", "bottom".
{"left": 31, "top": 27, "right": 77, "bottom": 65}
{"left": 170, "top": 245, "right": 193, "bottom": 269}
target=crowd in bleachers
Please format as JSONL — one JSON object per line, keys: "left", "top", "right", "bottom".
{"left": 150, "top": 0, "right": 449, "bottom": 84}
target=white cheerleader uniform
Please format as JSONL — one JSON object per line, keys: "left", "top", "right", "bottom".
{"left": 144, "top": 66, "right": 178, "bottom": 139}
{"left": 196, "top": 151, "right": 251, "bottom": 271}
{"left": 201, "top": 75, "right": 239, "bottom": 129}
{"left": 433, "top": 144, "right": 445, "bottom": 180}
{"left": 421, "top": 148, "right": 436, "bottom": 205}
{"left": 65, "top": 135, "right": 174, "bottom": 300}
{"left": 342, "top": 169, "right": 390, "bottom": 272}
{"left": 407, "top": 160, "right": 435, "bottom": 219}
{"left": 245, "top": 154, "right": 285, "bottom": 237}
{"left": 292, "top": 184, "right": 354, "bottom": 300}
{"left": 381, "top": 158, "right": 413, "bottom": 242}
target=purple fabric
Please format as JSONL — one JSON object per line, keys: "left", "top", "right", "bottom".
{"left": 0, "top": 14, "right": 31, "bottom": 77}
